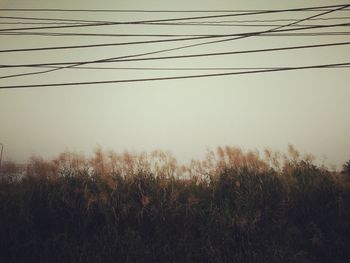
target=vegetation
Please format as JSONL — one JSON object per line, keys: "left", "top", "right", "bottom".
{"left": 342, "top": 160, "right": 350, "bottom": 175}
{"left": 0, "top": 146, "right": 349, "bottom": 263}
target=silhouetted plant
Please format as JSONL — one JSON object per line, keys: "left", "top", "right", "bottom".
{"left": 0, "top": 147, "right": 349, "bottom": 263}
{"left": 342, "top": 160, "right": 350, "bottom": 175}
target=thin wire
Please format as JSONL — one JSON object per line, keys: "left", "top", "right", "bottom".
{"left": 0, "top": 36, "right": 215, "bottom": 53}
{"left": 0, "top": 15, "right": 105, "bottom": 23}
{"left": 0, "top": 67, "right": 295, "bottom": 80}
{"left": 0, "top": 4, "right": 347, "bottom": 32}
{"left": 2, "top": 5, "right": 348, "bottom": 80}
{"left": 1, "top": 31, "right": 349, "bottom": 38}
{"left": 175, "top": 17, "right": 350, "bottom": 23}
{"left": 96, "top": 41, "right": 350, "bottom": 63}
{"left": 1, "top": 30, "right": 349, "bottom": 69}
{"left": 1, "top": 62, "right": 349, "bottom": 90}
{"left": 0, "top": 33, "right": 243, "bottom": 53}
{"left": 3, "top": 21, "right": 348, "bottom": 27}
{"left": 1, "top": 22, "right": 349, "bottom": 53}
{"left": 138, "top": 22, "right": 350, "bottom": 27}
{"left": 0, "top": 5, "right": 349, "bottom": 12}
{"left": 0, "top": 32, "right": 216, "bottom": 37}
{"left": 1, "top": 14, "right": 349, "bottom": 26}
{"left": 1, "top": 10, "right": 347, "bottom": 72}
{"left": 55, "top": 4, "right": 350, "bottom": 71}
{"left": 13, "top": 66, "right": 350, "bottom": 70}
{"left": 1, "top": 41, "right": 348, "bottom": 79}
{"left": 0, "top": 22, "right": 88, "bottom": 25}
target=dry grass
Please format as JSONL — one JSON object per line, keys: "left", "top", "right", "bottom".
{"left": 0, "top": 146, "right": 349, "bottom": 263}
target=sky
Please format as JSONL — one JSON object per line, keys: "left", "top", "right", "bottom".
{"left": 0, "top": 0, "right": 349, "bottom": 168}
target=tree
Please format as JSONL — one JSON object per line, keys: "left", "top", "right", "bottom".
{"left": 342, "top": 160, "right": 350, "bottom": 175}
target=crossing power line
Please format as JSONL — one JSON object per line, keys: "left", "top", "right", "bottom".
{"left": 1, "top": 22, "right": 350, "bottom": 54}
{"left": 0, "top": 14, "right": 349, "bottom": 27}
{"left": 1, "top": 62, "right": 349, "bottom": 90}
{"left": 1, "top": 5, "right": 348, "bottom": 82}
{"left": 0, "top": 5, "right": 349, "bottom": 13}
{"left": 0, "top": 4, "right": 349, "bottom": 89}
{"left": 1, "top": 41, "right": 349, "bottom": 70}
{"left": 0, "top": 4, "right": 349, "bottom": 32}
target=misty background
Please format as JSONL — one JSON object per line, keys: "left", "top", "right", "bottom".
{"left": 0, "top": 0, "right": 349, "bottom": 168}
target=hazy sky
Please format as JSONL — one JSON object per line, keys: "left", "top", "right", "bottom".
{"left": 0, "top": 0, "right": 349, "bottom": 168}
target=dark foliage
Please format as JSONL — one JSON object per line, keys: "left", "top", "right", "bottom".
{"left": 0, "top": 163, "right": 349, "bottom": 263}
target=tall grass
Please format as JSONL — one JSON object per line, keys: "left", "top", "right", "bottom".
{"left": 0, "top": 146, "right": 349, "bottom": 262}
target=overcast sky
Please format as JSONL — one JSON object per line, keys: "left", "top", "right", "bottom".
{"left": 0, "top": 0, "right": 349, "bottom": 168}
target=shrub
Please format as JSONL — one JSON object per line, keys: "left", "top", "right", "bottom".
{"left": 0, "top": 148, "right": 349, "bottom": 262}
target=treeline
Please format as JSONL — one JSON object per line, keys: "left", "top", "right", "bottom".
{"left": 0, "top": 146, "right": 349, "bottom": 263}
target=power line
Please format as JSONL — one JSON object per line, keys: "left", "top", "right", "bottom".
{"left": 0, "top": 62, "right": 349, "bottom": 90}
{"left": 1, "top": 23, "right": 349, "bottom": 69}
{"left": 1, "top": 41, "right": 348, "bottom": 74}
{"left": 1, "top": 31, "right": 349, "bottom": 38}
{"left": 0, "top": 22, "right": 87, "bottom": 25}
{"left": 43, "top": 2, "right": 349, "bottom": 73}
{"left": 1, "top": 14, "right": 349, "bottom": 26}
{"left": 0, "top": 22, "right": 340, "bottom": 27}
{"left": 1, "top": 27, "right": 349, "bottom": 81}
{"left": 136, "top": 22, "right": 350, "bottom": 27}
{"left": 0, "top": 35, "right": 214, "bottom": 53}
{"left": 0, "top": 5, "right": 349, "bottom": 12}
{"left": 0, "top": 21, "right": 109, "bottom": 32}
{"left": 0, "top": 66, "right": 305, "bottom": 80}
{"left": 12, "top": 66, "right": 350, "bottom": 70}
{"left": 2, "top": 5, "right": 348, "bottom": 81}
{"left": 172, "top": 17, "right": 350, "bottom": 23}
{"left": 1, "top": 22, "right": 349, "bottom": 54}
{"left": 0, "top": 15, "right": 105, "bottom": 23}
{"left": 2, "top": 21, "right": 348, "bottom": 27}
{"left": 0, "top": 4, "right": 347, "bottom": 32}
{"left": 1, "top": 5, "right": 350, "bottom": 70}
{"left": 0, "top": 31, "right": 216, "bottom": 37}
{"left": 94, "top": 41, "right": 350, "bottom": 63}
{"left": 0, "top": 29, "right": 280, "bottom": 52}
